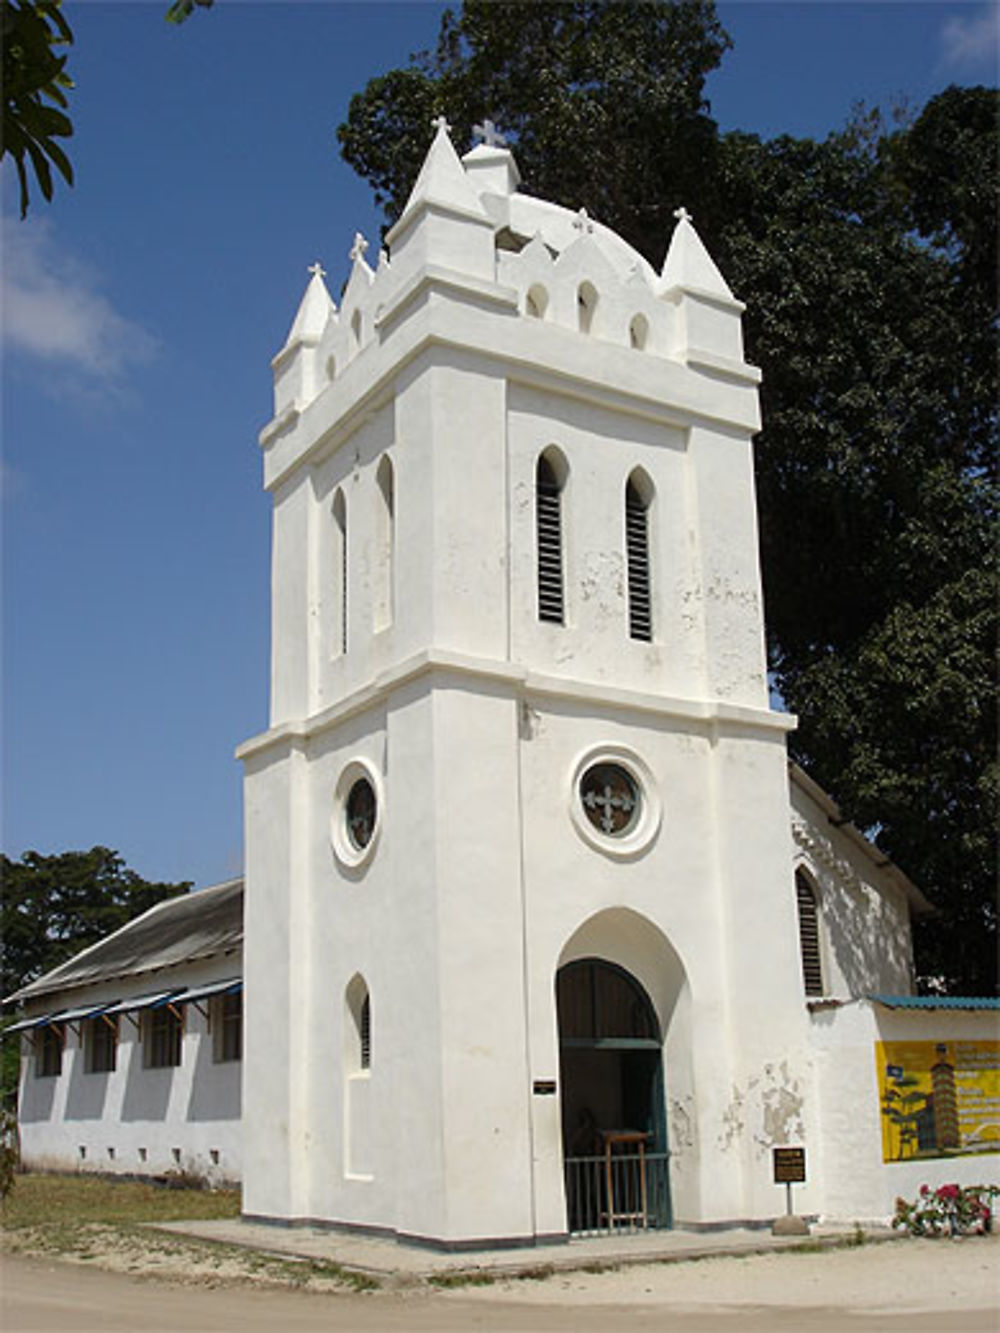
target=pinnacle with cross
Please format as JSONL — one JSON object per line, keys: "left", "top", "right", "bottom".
{"left": 430, "top": 113, "right": 451, "bottom": 135}
{"left": 307, "top": 261, "right": 327, "bottom": 280}
{"left": 673, "top": 206, "right": 693, "bottom": 225}
{"left": 349, "top": 232, "right": 369, "bottom": 264}
{"left": 473, "top": 118, "right": 506, "bottom": 148}
{"left": 572, "top": 207, "right": 594, "bottom": 235}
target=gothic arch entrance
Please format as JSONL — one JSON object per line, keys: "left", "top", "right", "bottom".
{"left": 557, "top": 957, "right": 671, "bottom": 1231}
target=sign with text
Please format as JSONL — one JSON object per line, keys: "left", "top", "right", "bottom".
{"left": 773, "top": 1146, "right": 806, "bottom": 1184}
{"left": 876, "top": 1040, "right": 1000, "bottom": 1163}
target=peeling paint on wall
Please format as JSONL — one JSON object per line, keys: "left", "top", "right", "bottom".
{"left": 669, "top": 1096, "right": 695, "bottom": 1156}
{"left": 718, "top": 1083, "right": 745, "bottom": 1151}
{"left": 756, "top": 1061, "right": 805, "bottom": 1156}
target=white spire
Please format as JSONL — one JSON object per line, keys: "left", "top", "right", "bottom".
{"left": 283, "top": 261, "right": 335, "bottom": 349}
{"left": 660, "top": 207, "right": 734, "bottom": 301}
{"left": 391, "top": 115, "right": 490, "bottom": 234}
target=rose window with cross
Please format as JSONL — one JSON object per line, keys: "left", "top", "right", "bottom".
{"left": 579, "top": 763, "right": 640, "bottom": 837}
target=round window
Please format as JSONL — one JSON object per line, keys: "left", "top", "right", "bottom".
{"left": 579, "top": 762, "right": 640, "bottom": 837}
{"left": 345, "top": 777, "right": 377, "bottom": 850}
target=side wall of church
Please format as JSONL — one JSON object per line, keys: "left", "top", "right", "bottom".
{"left": 791, "top": 778, "right": 915, "bottom": 998}
{"left": 810, "top": 1001, "right": 999, "bottom": 1221}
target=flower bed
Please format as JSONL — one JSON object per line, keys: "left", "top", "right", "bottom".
{"left": 893, "top": 1183, "right": 998, "bottom": 1236}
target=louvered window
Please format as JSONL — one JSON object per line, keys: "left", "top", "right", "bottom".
{"left": 626, "top": 477, "right": 652, "bottom": 641}
{"left": 360, "top": 994, "right": 371, "bottom": 1070}
{"left": 536, "top": 454, "right": 564, "bottom": 624}
{"left": 796, "top": 870, "right": 824, "bottom": 997}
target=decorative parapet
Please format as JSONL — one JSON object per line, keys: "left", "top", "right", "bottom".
{"left": 263, "top": 122, "right": 758, "bottom": 435}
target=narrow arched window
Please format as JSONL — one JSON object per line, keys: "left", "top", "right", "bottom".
{"left": 333, "top": 488, "right": 347, "bottom": 655}
{"left": 577, "top": 282, "right": 597, "bottom": 334}
{"left": 360, "top": 995, "right": 371, "bottom": 1070}
{"left": 629, "top": 314, "right": 649, "bottom": 350}
{"left": 526, "top": 284, "right": 548, "bottom": 319}
{"left": 795, "top": 869, "right": 824, "bottom": 997}
{"left": 536, "top": 451, "right": 565, "bottom": 624}
{"left": 345, "top": 974, "right": 371, "bottom": 1073}
{"left": 351, "top": 308, "right": 362, "bottom": 349}
{"left": 374, "top": 456, "right": 394, "bottom": 632}
{"left": 625, "top": 472, "right": 652, "bottom": 641}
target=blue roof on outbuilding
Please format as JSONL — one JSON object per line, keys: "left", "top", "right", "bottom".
{"left": 869, "top": 995, "right": 1000, "bottom": 1010}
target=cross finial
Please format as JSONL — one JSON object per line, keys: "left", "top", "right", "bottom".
{"left": 673, "top": 205, "right": 693, "bottom": 225}
{"left": 307, "top": 261, "right": 327, "bottom": 280}
{"left": 349, "top": 232, "right": 369, "bottom": 264}
{"left": 430, "top": 113, "right": 451, "bottom": 135}
{"left": 473, "top": 117, "right": 506, "bottom": 148}
{"left": 572, "top": 207, "right": 594, "bottom": 235}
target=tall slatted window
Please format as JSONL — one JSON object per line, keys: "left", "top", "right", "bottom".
{"left": 333, "top": 489, "right": 347, "bottom": 655}
{"left": 625, "top": 474, "right": 652, "bottom": 641}
{"left": 346, "top": 974, "right": 370, "bottom": 1075}
{"left": 360, "top": 994, "right": 371, "bottom": 1070}
{"left": 796, "top": 870, "right": 824, "bottom": 997}
{"left": 536, "top": 453, "right": 565, "bottom": 624}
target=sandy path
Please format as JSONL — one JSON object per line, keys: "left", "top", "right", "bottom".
{"left": 3, "top": 1236, "right": 998, "bottom": 1333}
{"left": 465, "top": 1231, "right": 1000, "bottom": 1314}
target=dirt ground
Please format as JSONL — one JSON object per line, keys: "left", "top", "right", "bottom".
{"left": 3, "top": 1232, "right": 998, "bottom": 1333}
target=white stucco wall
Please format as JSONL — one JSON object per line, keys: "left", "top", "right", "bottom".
{"left": 809, "top": 1001, "right": 999, "bottom": 1222}
{"left": 17, "top": 955, "right": 242, "bottom": 1184}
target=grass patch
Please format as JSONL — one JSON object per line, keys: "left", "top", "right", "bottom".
{"left": 428, "top": 1270, "right": 496, "bottom": 1288}
{"left": 2, "top": 1172, "right": 240, "bottom": 1230}
{"left": 0, "top": 1173, "right": 379, "bottom": 1292}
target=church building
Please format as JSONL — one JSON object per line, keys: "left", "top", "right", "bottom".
{"left": 235, "top": 119, "right": 994, "bottom": 1244}
{"left": 7, "top": 120, "right": 996, "bottom": 1244}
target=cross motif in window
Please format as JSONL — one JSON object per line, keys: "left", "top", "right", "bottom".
{"left": 583, "top": 781, "right": 636, "bottom": 835}
{"left": 473, "top": 118, "right": 506, "bottom": 148}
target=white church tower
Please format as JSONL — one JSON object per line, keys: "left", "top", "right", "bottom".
{"left": 238, "top": 119, "right": 813, "bottom": 1246}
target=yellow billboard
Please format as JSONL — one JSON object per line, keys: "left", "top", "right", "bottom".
{"left": 876, "top": 1040, "right": 1000, "bottom": 1163}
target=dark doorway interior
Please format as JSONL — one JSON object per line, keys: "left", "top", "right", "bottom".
{"left": 557, "top": 958, "right": 670, "bottom": 1230}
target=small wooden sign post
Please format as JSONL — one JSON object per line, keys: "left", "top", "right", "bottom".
{"left": 771, "top": 1146, "right": 809, "bottom": 1235}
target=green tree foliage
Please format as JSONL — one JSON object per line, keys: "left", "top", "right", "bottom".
{"left": 338, "top": 0, "right": 730, "bottom": 244}
{"left": 1, "top": 0, "right": 213, "bottom": 218}
{"left": 1, "top": 0, "right": 74, "bottom": 217}
{"left": 1, "top": 847, "right": 189, "bottom": 999}
{"left": 338, "top": 3, "right": 998, "bottom": 992}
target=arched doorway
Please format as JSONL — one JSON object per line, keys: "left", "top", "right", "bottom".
{"left": 557, "top": 958, "right": 671, "bottom": 1232}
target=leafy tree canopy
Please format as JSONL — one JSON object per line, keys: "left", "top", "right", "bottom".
{"left": 339, "top": 2, "right": 998, "bottom": 992}
{"left": 1, "top": 0, "right": 74, "bottom": 218}
{"left": 1, "top": 0, "right": 214, "bottom": 217}
{"left": 1, "top": 847, "right": 190, "bottom": 1000}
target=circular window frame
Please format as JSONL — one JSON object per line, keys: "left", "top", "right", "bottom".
{"left": 569, "top": 746, "right": 661, "bottom": 859}
{"left": 331, "top": 758, "right": 383, "bottom": 871}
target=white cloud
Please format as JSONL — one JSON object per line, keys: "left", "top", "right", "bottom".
{"left": 939, "top": 5, "right": 999, "bottom": 75}
{"left": 1, "top": 216, "right": 158, "bottom": 382}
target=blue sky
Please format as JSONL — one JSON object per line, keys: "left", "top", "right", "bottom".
{"left": 2, "top": 1, "right": 996, "bottom": 891}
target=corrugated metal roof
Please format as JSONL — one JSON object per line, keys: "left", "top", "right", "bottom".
{"left": 4, "top": 878, "right": 243, "bottom": 1005}
{"left": 869, "top": 994, "right": 1000, "bottom": 1011}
